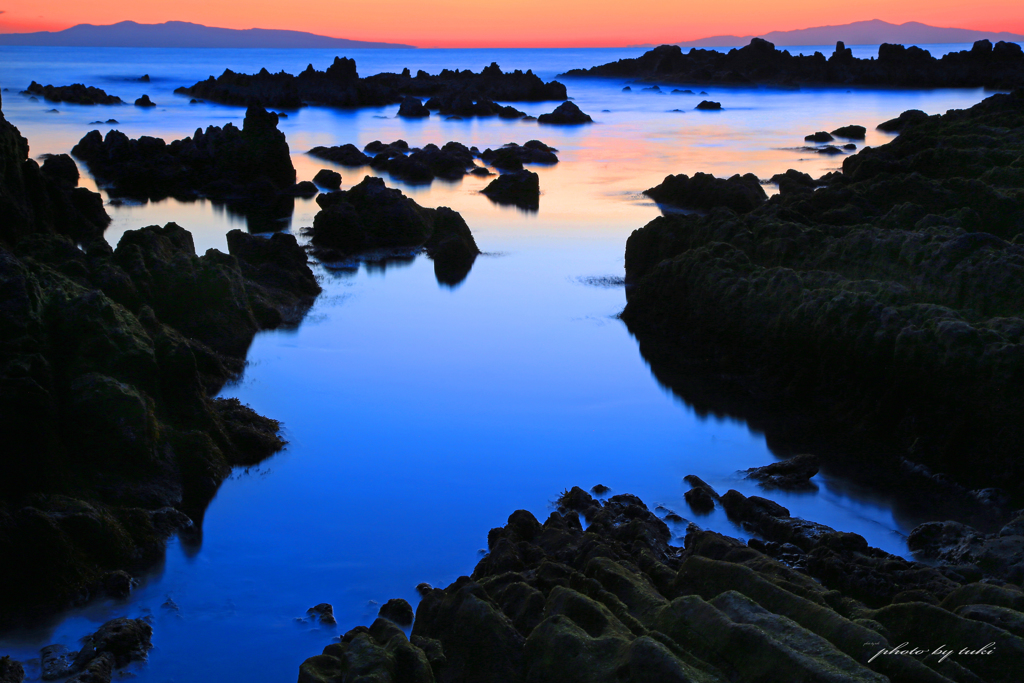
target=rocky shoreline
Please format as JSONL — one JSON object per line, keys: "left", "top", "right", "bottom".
{"left": 622, "top": 89, "right": 1024, "bottom": 500}
{"left": 0, "top": 93, "right": 322, "bottom": 622}
{"left": 563, "top": 38, "right": 1024, "bottom": 88}
{"left": 298, "top": 485, "right": 1024, "bottom": 682}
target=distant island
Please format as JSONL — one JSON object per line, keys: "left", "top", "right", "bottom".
{"left": 680, "top": 19, "right": 1024, "bottom": 47}
{"left": 0, "top": 20, "right": 414, "bottom": 48}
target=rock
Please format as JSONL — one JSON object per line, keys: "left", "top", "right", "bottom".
{"left": 684, "top": 486, "right": 715, "bottom": 514}
{"left": 308, "top": 603, "right": 337, "bottom": 625}
{"left": 770, "top": 169, "right": 816, "bottom": 195}
{"left": 41, "top": 645, "right": 75, "bottom": 680}
{"left": 0, "top": 656, "right": 24, "bottom": 683}
{"left": 99, "top": 570, "right": 136, "bottom": 599}
{"left": 309, "top": 144, "right": 371, "bottom": 167}
{"left": 22, "top": 81, "right": 123, "bottom": 105}
{"left": 537, "top": 101, "right": 593, "bottom": 124}
{"left": 695, "top": 100, "right": 722, "bottom": 110}
{"left": 175, "top": 59, "right": 567, "bottom": 111}
{"left": 424, "top": 206, "right": 480, "bottom": 286}
{"left": 313, "top": 168, "right": 342, "bottom": 190}
{"left": 591, "top": 484, "right": 610, "bottom": 495}
{"left": 644, "top": 172, "right": 766, "bottom": 213}
{"left": 379, "top": 598, "right": 415, "bottom": 626}
{"left": 301, "top": 487, "right": 1013, "bottom": 683}
{"left": 831, "top": 124, "right": 866, "bottom": 139}
{"left": 397, "top": 96, "right": 430, "bottom": 118}
{"left": 562, "top": 39, "right": 1024, "bottom": 89}
{"left": 876, "top": 109, "right": 928, "bottom": 132}
{"left": 480, "top": 141, "right": 558, "bottom": 169}
{"left": 40, "top": 154, "right": 80, "bottom": 185}
{"left": 481, "top": 170, "right": 540, "bottom": 210}
{"left": 804, "top": 131, "right": 834, "bottom": 142}
{"left": 622, "top": 86, "right": 632, "bottom": 91}
{"left": 745, "top": 454, "right": 820, "bottom": 489}
{"left": 134, "top": 94, "right": 155, "bottom": 107}
{"left": 65, "top": 653, "right": 113, "bottom": 683}
{"left": 288, "top": 180, "right": 319, "bottom": 196}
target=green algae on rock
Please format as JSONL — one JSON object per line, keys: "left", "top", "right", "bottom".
{"left": 622, "top": 89, "right": 1024, "bottom": 498}
{"left": 298, "top": 486, "right": 1024, "bottom": 682}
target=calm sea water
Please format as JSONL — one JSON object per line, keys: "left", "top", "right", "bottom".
{"left": 0, "top": 45, "right": 1003, "bottom": 682}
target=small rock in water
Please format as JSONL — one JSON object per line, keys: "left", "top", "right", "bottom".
{"left": 684, "top": 486, "right": 715, "bottom": 514}
{"left": 41, "top": 644, "right": 75, "bottom": 680}
{"left": 416, "top": 582, "right": 434, "bottom": 596}
{"left": 378, "top": 598, "right": 414, "bottom": 626}
{"left": 313, "top": 168, "right": 342, "bottom": 190}
{"left": 307, "top": 603, "right": 337, "bottom": 625}
{"left": 622, "top": 86, "right": 632, "bottom": 91}
{"left": 831, "top": 124, "right": 866, "bottom": 139}
{"left": 590, "top": 484, "right": 610, "bottom": 495}
{"left": 134, "top": 94, "right": 156, "bottom": 107}
{"left": 804, "top": 131, "right": 834, "bottom": 142}
{"left": 695, "top": 100, "right": 721, "bottom": 110}
{"left": 745, "top": 453, "right": 820, "bottom": 489}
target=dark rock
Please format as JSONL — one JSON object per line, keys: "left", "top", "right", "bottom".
{"left": 40, "top": 154, "right": 79, "bottom": 185}
{"left": 309, "top": 143, "right": 371, "bottom": 167}
{"left": 563, "top": 38, "right": 1024, "bottom": 89}
{"left": 804, "top": 131, "right": 834, "bottom": 142}
{"left": 65, "top": 653, "right": 113, "bottom": 683}
{"left": 99, "top": 570, "right": 136, "bottom": 599}
{"left": 770, "top": 169, "right": 816, "bottom": 195}
{"left": 876, "top": 109, "right": 928, "bottom": 132}
{"left": 175, "top": 58, "right": 566, "bottom": 111}
{"left": 684, "top": 486, "right": 715, "bottom": 514}
{"left": 745, "top": 454, "right": 820, "bottom": 489}
{"left": 41, "top": 645, "right": 74, "bottom": 680}
{"left": 695, "top": 100, "right": 722, "bottom": 110}
{"left": 644, "top": 172, "right": 766, "bottom": 213}
{"left": 481, "top": 170, "right": 540, "bottom": 210}
{"left": 537, "top": 101, "right": 593, "bottom": 124}
{"left": 0, "top": 656, "right": 23, "bottom": 683}
{"left": 591, "top": 484, "right": 610, "bottom": 495}
{"left": 480, "top": 141, "right": 558, "bottom": 169}
{"left": 424, "top": 206, "right": 480, "bottom": 286}
{"left": 308, "top": 603, "right": 337, "bottom": 625}
{"left": 379, "top": 598, "right": 415, "bottom": 626}
{"left": 313, "top": 168, "right": 342, "bottom": 190}
{"left": 397, "top": 96, "right": 430, "bottom": 118}
{"left": 287, "top": 180, "right": 319, "bottom": 196}
{"left": 134, "top": 94, "right": 155, "bottom": 107}
{"left": 22, "top": 81, "right": 123, "bottom": 105}
{"left": 831, "top": 124, "right": 866, "bottom": 139}
{"left": 622, "top": 86, "right": 632, "bottom": 91}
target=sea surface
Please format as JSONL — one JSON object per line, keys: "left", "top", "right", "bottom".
{"left": 0, "top": 44, "right": 1009, "bottom": 681}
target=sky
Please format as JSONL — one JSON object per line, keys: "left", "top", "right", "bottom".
{"left": 0, "top": 0, "right": 1022, "bottom": 47}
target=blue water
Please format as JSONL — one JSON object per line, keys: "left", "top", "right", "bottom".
{"left": 0, "top": 46, "right": 1000, "bottom": 681}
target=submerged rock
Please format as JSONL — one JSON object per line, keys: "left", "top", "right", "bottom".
{"left": 308, "top": 603, "right": 337, "bottom": 625}
{"left": 695, "top": 100, "right": 722, "bottom": 110}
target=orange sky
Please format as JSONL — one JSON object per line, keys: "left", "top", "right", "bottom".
{"left": 1, "top": 0, "right": 1022, "bottom": 47}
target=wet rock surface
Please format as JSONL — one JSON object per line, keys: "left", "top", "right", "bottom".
{"left": 175, "top": 58, "right": 566, "bottom": 111}
{"left": 563, "top": 38, "right": 1024, "bottom": 88}
{"left": 21, "top": 82, "right": 123, "bottom": 105}
{"left": 745, "top": 454, "right": 821, "bottom": 490}
{"left": 299, "top": 487, "right": 1024, "bottom": 682}
{"left": 1, "top": 96, "right": 322, "bottom": 620}
{"left": 622, "top": 89, "right": 1024, "bottom": 498}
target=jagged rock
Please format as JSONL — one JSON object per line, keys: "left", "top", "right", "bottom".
{"left": 134, "top": 94, "right": 155, "bottom": 107}
{"left": 563, "top": 38, "right": 1024, "bottom": 89}
{"left": 644, "top": 172, "right": 766, "bottom": 213}
{"left": 537, "top": 101, "right": 592, "bottom": 124}
{"left": 301, "top": 488, "right": 1020, "bottom": 683}
{"left": 0, "top": 656, "right": 24, "bottom": 683}
{"left": 481, "top": 170, "right": 540, "bottom": 210}
{"left": 22, "top": 82, "right": 123, "bottom": 105}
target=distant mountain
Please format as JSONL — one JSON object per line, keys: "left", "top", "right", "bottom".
{"left": 0, "top": 20, "right": 414, "bottom": 48}
{"left": 680, "top": 19, "right": 1024, "bottom": 48}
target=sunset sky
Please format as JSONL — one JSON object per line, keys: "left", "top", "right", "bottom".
{"left": 1, "top": 0, "right": 1022, "bottom": 47}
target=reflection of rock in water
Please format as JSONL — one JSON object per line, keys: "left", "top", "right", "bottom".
{"left": 625, "top": 307, "right": 1012, "bottom": 535}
